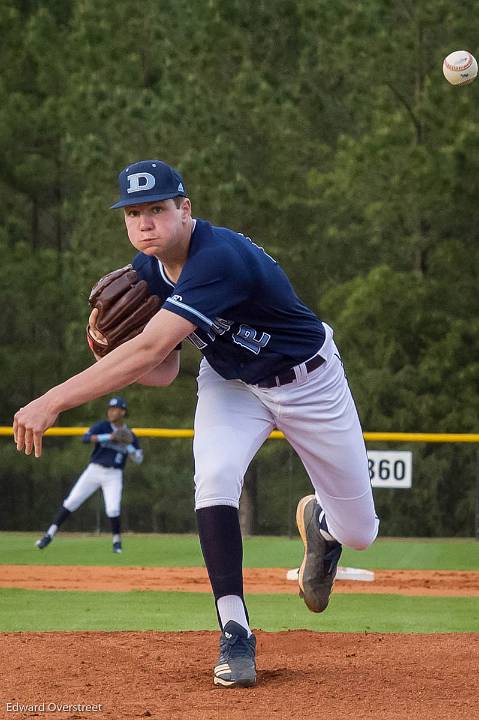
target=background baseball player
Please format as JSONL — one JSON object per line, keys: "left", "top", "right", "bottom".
{"left": 14, "top": 160, "right": 379, "bottom": 689}
{"left": 36, "top": 396, "right": 143, "bottom": 554}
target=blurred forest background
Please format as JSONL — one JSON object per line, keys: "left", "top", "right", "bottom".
{"left": 1, "top": 0, "right": 479, "bottom": 537}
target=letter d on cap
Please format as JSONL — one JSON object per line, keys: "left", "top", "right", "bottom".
{"left": 127, "top": 172, "right": 155, "bottom": 194}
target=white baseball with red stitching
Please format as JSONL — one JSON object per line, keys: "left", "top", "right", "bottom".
{"left": 443, "top": 50, "right": 478, "bottom": 85}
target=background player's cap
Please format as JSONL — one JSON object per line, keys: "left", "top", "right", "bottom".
{"left": 108, "top": 396, "right": 128, "bottom": 410}
{"left": 111, "top": 160, "right": 187, "bottom": 209}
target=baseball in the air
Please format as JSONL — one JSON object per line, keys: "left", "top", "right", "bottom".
{"left": 443, "top": 50, "right": 478, "bottom": 85}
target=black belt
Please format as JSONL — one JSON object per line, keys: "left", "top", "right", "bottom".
{"left": 257, "top": 354, "right": 325, "bottom": 388}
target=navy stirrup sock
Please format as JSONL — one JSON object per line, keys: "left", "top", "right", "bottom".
{"left": 110, "top": 516, "right": 121, "bottom": 535}
{"left": 196, "top": 505, "right": 248, "bottom": 625}
{"left": 52, "top": 506, "right": 71, "bottom": 528}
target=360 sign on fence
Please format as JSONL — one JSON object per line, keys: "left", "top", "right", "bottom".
{"left": 367, "top": 451, "right": 412, "bottom": 489}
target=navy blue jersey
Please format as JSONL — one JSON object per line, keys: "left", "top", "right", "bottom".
{"left": 82, "top": 421, "right": 140, "bottom": 470}
{"left": 133, "top": 219, "right": 325, "bottom": 384}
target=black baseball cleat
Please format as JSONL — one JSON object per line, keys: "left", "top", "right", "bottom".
{"left": 213, "top": 621, "right": 257, "bottom": 688}
{"left": 36, "top": 534, "right": 52, "bottom": 550}
{"left": 296, "top": 495, "right": 342, "bottom": 613}
{"left": 112, "top": 541, "right": 122, "bottom": 554}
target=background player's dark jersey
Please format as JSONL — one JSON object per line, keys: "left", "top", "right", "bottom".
{"left": 133, "top": 219, "right": 325, "bottom": 384}
{"left": 82, "top": 421, "right": 140, "bottom": 470}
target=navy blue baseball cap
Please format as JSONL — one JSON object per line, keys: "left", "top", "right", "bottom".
{"left": 108, "top": 396, "right": 128, "bottom": 410}
{"left": 111, "top": 160, "right": 187, "bottom": 209}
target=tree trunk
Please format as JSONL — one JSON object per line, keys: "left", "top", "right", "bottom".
{"left": 240, "top": 463, "right": 257, "bottom": 536}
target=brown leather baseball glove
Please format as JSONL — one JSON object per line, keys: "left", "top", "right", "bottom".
{"left": 86, "top": 264, "right": 160, "bottom": 358}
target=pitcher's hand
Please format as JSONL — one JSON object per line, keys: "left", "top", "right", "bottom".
{"left": 13, "top": 397, "right": 59, "bottom": 458}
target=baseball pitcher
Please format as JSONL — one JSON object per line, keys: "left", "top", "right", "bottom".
{"left": 14, "top": 160, "right": 379, "bottom": 689}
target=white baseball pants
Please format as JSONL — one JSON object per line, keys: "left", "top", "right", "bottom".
{"left": 193, "top": 324, "right": 379, "bottom": 550}
{"left": 63, "top": 463, "right": 123, "bottom": 518}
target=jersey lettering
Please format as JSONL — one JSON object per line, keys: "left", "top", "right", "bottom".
{"left": 188, "top": 318, "right": 234, "bottom": 350}
{"left": 212, "top": 318, "right": 234, "bottom": 335}
{"left": 232, "top": 325, "right": 271, "bottom": 355}
{"left": 187, "top": 331, "right": 208, "bottom": 350}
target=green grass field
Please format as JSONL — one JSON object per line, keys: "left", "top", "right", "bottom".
{"left": 3, "top": 532, "right": 479, "bottom": 569}
{"left": 1, "top": 589, "right": 477, "bottom": 633}
{"left": 1, "top": 533, "right": 478, "bottom": 633}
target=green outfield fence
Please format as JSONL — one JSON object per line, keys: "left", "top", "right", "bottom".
{"left": 2, "top": 428, "right": 479, "bottom": 538}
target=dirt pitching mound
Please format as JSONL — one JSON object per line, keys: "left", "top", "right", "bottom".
{"left": 1, "top": 631, "right": 478, "bottom": 719}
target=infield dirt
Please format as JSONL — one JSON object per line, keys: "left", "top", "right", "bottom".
{"left": 1, "top": 630, "right": 478, "bottom": 719}
{"left": 1, "top": 564, "right": 479, "bottom": 595}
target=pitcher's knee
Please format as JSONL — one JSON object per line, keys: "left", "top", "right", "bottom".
{"left": 63, "top": 497, "right": 81, "bottom": 513}
{"left": 335, "top": 518, "right": 379, "bottom": 550}
{"left": 194, "top": 460, "right": 243, "bottom": 509}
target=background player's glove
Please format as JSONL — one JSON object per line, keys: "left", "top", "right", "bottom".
{"left": 110, "top": 428, "right": 134, "bottom": 445}
{"left": 86, "top": 264, "right": 160, "bottom": 358}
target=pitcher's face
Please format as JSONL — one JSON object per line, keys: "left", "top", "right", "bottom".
{"left": 124, "top": 198, "right": 192, "bottom": 258}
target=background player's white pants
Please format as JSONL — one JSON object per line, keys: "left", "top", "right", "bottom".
{"left": 63, "top": 463, "right": 123, "bottom": 518}
{"left": 193, "top": 325, "right": 379, "bottom": 550}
